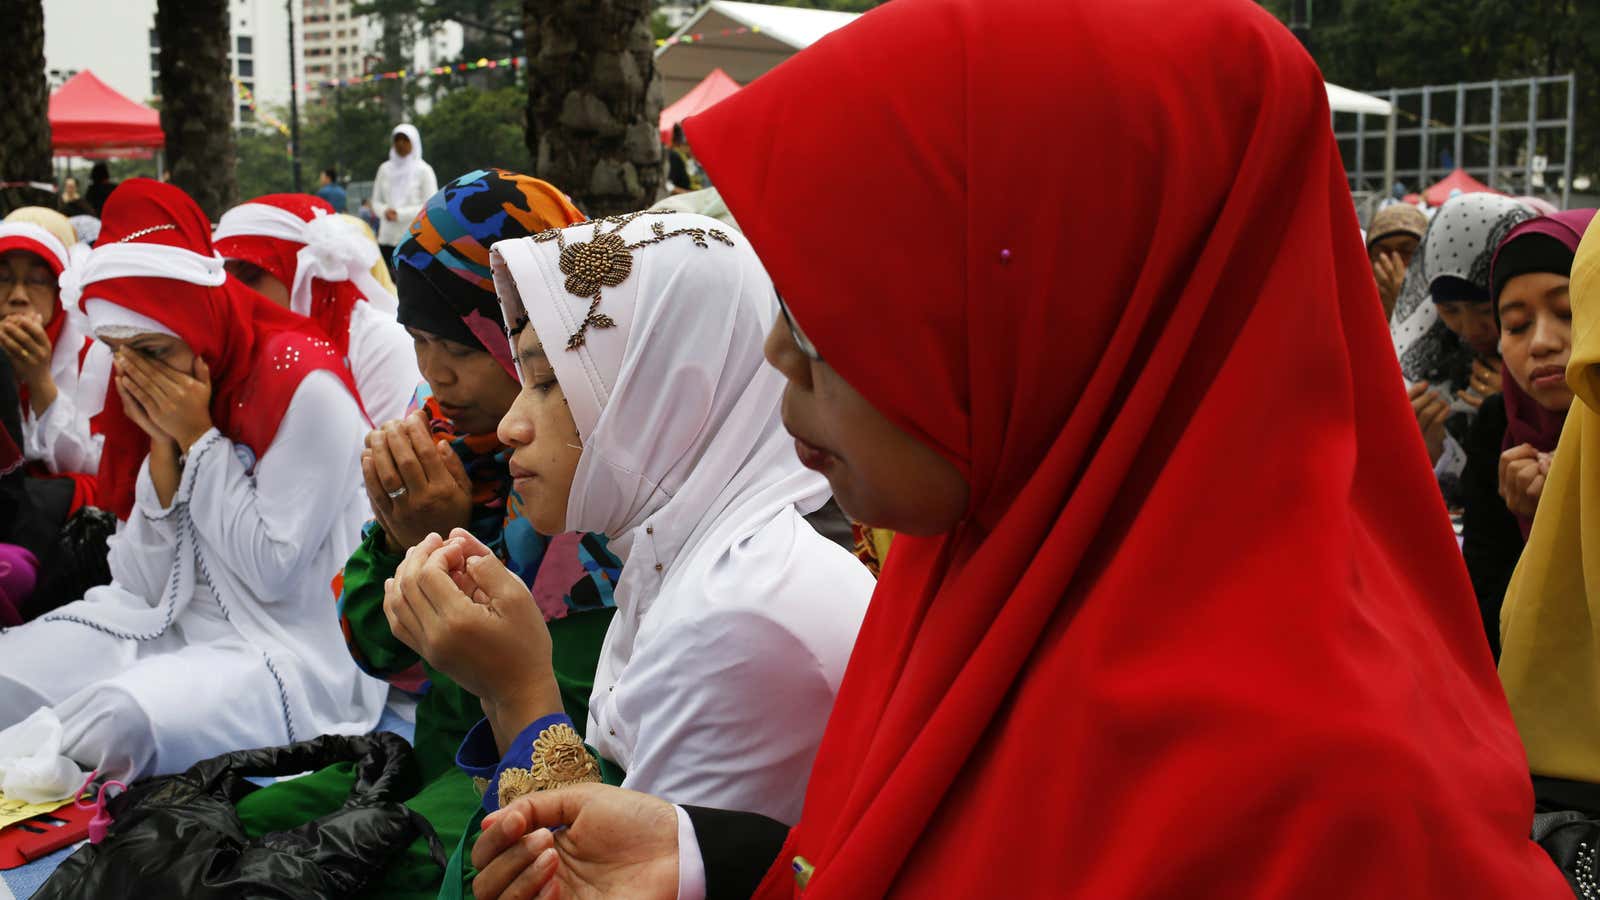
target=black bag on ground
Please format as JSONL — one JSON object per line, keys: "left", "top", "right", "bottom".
{"left": 24, "top": 505, "right": 116, "bottom": 620}
{"left": 34, "top": 732, "right": 445, "bottom": 900}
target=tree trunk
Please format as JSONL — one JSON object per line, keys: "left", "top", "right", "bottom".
{"left": 523, "top": 0, "right": 663, "bottom": 217}
{"left": 155, "top": 0, "right": 237, "bottom": 219}
{"left": 378, "top": 10, "right": 409, "bottom": 124}
{"left": 0, "top": 0, "right": 56, "bottom": 215}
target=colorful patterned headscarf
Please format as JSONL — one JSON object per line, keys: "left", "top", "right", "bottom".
{"left": 394, "top": 168, "right": 583, "bottom": 379}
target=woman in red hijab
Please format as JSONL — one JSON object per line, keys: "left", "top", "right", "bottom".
{"left": 0, "top": 180, "right": 385, "bottom": 785}
{"left": 465, "top": 0, "right": 1568, "bottom": 896}
{"left": 214, "top": 192, "right": 420, "bottom": 424}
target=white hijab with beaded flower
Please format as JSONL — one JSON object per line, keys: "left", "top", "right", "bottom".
{"left": 489, "top": 210, "right": 873, "bottom": 823}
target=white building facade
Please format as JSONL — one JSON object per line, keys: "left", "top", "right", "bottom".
{"left": 44, "top": 0, "right": 461, "bottom": 126}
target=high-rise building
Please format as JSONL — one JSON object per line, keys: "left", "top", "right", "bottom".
{"left": 44, "top": 0, "right": 464, "bottom": 128}
{"left": 45, "top": 0, "right": 297, "bottom": 128}
{"left": 300, "top": 0, "right": 363, "bottom": 93}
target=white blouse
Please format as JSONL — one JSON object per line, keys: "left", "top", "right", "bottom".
{"left": 346, "top": 301, "right": 421, "bottom": 426}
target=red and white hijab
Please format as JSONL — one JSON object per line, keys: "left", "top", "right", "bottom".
{"left": 66, "top": 179, "right": 362, "bottom": 518}
{"left": 213, "top": 193, "right": 397, "bottom": 358}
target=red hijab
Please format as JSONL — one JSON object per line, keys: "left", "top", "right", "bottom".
{"left": 84, "top": 179, "right": 361, "bottom": 518}
{"left": 688, "top": 0, "right": 1566, "bottom": 896}
{"left": 213, "top": 193, "right": 368, "bottom": 357}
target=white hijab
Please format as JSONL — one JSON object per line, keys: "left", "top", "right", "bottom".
{"left": 386, "top": 124, "right": 425, "bottom": 203}
{"left": 492, "top": 213, "right": 866, "bottom": 818}
{"left": 492, "top": 211, "right": 828, "bottom": 562}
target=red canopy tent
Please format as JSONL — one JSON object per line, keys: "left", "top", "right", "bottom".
{"left": 1421, "top": 168, "right": 1505, "bottom": 207}
{"left": 49, "top": 71, "right": 164, "bottom": 158}
{"left": 659, "top": 68, "right": 741, "bottom": 145}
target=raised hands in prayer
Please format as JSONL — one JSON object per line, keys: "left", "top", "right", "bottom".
{"left": 1457, "top": 358, "right": 1503, "bottom": 409}
{"left": 1499, "top": 443, "right": 1552, "bottom": 522}
{"left": 471, "top": 784, "right": 679, "bottom": 900}
{"left": 0, "top": 312, "right": 56, "bottom": 412}
{"left": 385, "top": 528, "right": 563, "bottom": 752}
{"left": 362, "top": 410, "right": 473, "bottom": 553}
{"left": 1372, "top": 250, "right": 1406, "bottom": 316}
{"left": 1408, "top": 380, "right": 1451, "bottom": 462}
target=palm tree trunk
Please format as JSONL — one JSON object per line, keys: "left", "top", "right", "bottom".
{"left": 155, "top": 0, "right": 238, "bottom": 219}
{"left": 0, "top": 0, "right": 56, "bottom": 215}
{"left": 523, "top": 0, "right": 663, "bottom": 217}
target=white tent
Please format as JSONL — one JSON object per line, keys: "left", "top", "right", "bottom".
{"left": 657, "top": 1, "right": 859, "bottom": 103}
{"left": 1326, "top": 82, "right": 1398, "bottom": 192}
{"left": 1326, "top": 82, "right": 1392, "bottom": 117}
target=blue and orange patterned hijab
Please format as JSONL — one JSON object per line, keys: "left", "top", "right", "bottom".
{"left": 389, "top": 168, "right": 616, "bottom": 619}
{"left": 394, "top": 168, "right": 584, "bottom": 380}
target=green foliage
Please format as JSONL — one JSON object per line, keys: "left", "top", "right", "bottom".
{"left": 415, "top": 84, "right": 529, "bottom": 183}
{"left": 235, "top": 126, "right": 293, "bottom": 198}
{"left": 234, "top": 80, "right": 528, "bottom": 203}
{"left": 418, "top": 0, "right": 521, "bottom": 61}
{"left": 1255, "top": 0, "right": 1599, "bottom": 177}
{"left": 298, "top": 83, "right": 396, "bottom": 184}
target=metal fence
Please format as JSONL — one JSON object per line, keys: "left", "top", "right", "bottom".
{"left": 1334, "top": 75, "right": 1576, "bottom": 208}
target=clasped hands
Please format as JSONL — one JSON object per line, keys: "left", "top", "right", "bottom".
{"left": 362, "top": 411, "right": 474, "bottom": 553}
{"left": 384, "top": 528, "right": 563, "bottom": 751}
{"left": 1499, "top": 443, "right": 1552, "bottom": 521}
{"left": 0, "top": 312, "right": 55, "bottom": 396}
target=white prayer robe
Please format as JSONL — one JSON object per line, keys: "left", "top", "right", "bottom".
{"left": 346, "top": 300, "right": 421, "bottom": 425}
{"left": 19, "top": 314, "right": 110, "bottom": 475}
{"left": 0, "top": 371, "right": 386, "bottom": 781}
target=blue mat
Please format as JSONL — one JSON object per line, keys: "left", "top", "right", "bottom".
{"left": 1, "top": 693, "right": 418, "bottom": 899}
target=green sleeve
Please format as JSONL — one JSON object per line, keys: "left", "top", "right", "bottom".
{"left": 337, "top": 523, "right": 419, "bottom": 678}
{"left": 546, "top": 606, "right": 618, "bottom": 740}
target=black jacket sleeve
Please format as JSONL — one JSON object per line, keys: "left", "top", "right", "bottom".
{"left": 681, "top": 806, "right": 790, "bottom": 900}
{"left": 1459, "top": 394, "right": 1523, "bottom": 660}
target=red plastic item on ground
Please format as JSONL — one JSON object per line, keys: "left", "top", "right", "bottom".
{"left": 0, "top": 802, "right": 94, "bottom": 869}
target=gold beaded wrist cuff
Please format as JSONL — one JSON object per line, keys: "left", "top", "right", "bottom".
{"left": 496, "top": 722, "right": 601, "bottom": 808}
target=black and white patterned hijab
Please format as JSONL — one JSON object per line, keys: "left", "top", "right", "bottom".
{"left": 1390, "top": 194, "right": 1534, "bottom": 384}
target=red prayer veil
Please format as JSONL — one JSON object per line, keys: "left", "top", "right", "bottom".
{"left": 687, "top": 0, "right": 1567, "bottom": 896}
{"left": 85, "top": 179, "right": 361, "bottom": 518}
{"left": 213, "top": 193, "right": 366, "bottom": 357}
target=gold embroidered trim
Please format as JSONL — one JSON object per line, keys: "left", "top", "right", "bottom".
{"left": 495, "top": 723, "right": 603, "bottom": 808}
{"left": 472, "top": 776, "right": 490, "bottom": 798}
{"left": 531, "top": 210, "right": 734, "bottom": 350}
{"left": 497, "top": 767, "right": 539, "bottom": 808}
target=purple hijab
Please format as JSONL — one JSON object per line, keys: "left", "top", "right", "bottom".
{"left": 1490, "top": 208, "right": 1597, "bottom": 534}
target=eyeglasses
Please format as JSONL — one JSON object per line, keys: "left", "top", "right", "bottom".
{"left": 0, "top": 269, "right": 55, "bottom": 291}
{"left": 775, "top": 290, "right": 822, "bottom": 362}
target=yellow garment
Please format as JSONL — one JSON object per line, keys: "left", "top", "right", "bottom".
{"left": 4, "top": 207, "right": 77, "bottom": 247}
{"left": 338, "top": 213, "right": 395, "bottom": 294}
{"left": 1499, "top": 221, "right": 1600, "bottom": 782}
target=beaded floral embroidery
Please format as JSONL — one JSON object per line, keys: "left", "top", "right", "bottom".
{"left": 531, "top": 210, "right": 734, "bottom": 350}
{"left": 494, "top": 722, "right": 602, "bottom": 808}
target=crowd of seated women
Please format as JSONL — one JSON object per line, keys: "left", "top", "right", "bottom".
{"left": 2, "top": 0, "right": 1600, "bottom": 897}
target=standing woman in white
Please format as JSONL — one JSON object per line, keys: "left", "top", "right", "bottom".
{"left": 371, "top": 124, "right": 439, "bottom": 271}
{"left": 0, "top": 180, "right": 386, "bottom": 783}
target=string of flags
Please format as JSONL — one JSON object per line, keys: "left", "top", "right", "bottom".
{"left": 657, "top": 25, "right": 758, "bottom": 48}
{"left": 233, "top": 77, "right": 292, "bottom": 138}
{"left": 319, "top": 56, "right": 522, "bottom": 90}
